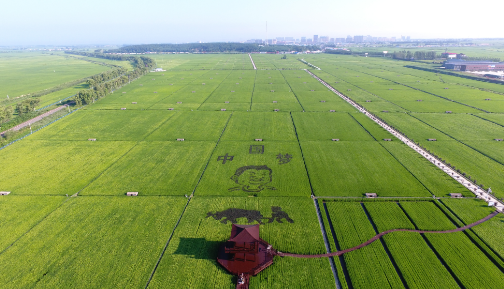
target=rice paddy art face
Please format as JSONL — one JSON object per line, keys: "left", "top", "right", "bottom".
{"left": 228, "top": 165, "right": 276, "bottom": 192}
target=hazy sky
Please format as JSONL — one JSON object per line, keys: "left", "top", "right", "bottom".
{"left": 1, "top": 0, "right": 502, "bottom": 45}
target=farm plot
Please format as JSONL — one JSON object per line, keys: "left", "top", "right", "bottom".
{"left": 294, "top": 90, "right": 356, "bottom": 112}
{"left": 0, "top": 196, "right": 188, "bottom": 289}
{"left": 301, "top": 141, "right": 431, "bottom": 197}
{"left": 220, "top": 112, "right": 297, "bottom": 141}
{"left": 0, "top": 196, "right": 65, "bottom": 252}
{"left": 440, "top": 198, "right": 504, "bottom": 260}
{"left": 400, "top": 201, "right": 504, "bottom": 287}
{"left": 195, "top": 141, "right": 310, "bottom": 196}
{"left": 0, "top": 52, "right": 109, "bottom": 100}
{"left": 30, "top": 109, "right": 175, "bottom": 141}
{"left": 147, "top": 196, "right": 334, "bottom": 289}
{"left": 413, "top": 113, "right": 504, "bottom": 141}
{"left": 291, "top": 112, "right": 375, "bottom": 141}
{"left": 0, "top": 140, "right": 135, "bottom": 195}
{"left": 146, "top": 111, "right": 231, "bottom": 141}
{"left": 322, "top": 201, "right": 403, "bottom": 289}
{"left": 358, "top": 101, "right": 408, "bottom": 113}
{"left": 365, "top": 202, "right": 460, "bottom": 289}
{"left": 81, "top": 141, "right": 215, "bottom": 196}
{"left": 376, "top": 112, "right": 452, "bottom": 142}
{"left": 35, "top": 82, "right": 88, "bottom": 109}
{"left": 380, "top": 142, "right": 469, "bottom": 197}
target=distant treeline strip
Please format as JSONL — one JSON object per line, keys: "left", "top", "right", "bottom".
{"left": 104, "top": 43, "right": 319, "bottom": 53}
{"left": 405, "top": 65, "right": 504, "bottom": 86}
{"left": 64, "top": 52, "right": 156, "bottom": 105}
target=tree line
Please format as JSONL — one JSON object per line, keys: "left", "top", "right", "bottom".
{"left": 64, "top": 52, "right": 156, "bottom": 106}
{"left": 103, "top": 43, "right": 319, "bottom": 53}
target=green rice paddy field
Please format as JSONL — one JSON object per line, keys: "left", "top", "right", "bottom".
{"left": 1, "top": 53, "right": 504, "bottom": 288}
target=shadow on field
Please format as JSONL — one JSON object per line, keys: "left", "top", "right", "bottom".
{"left": 174, "top": 238, "right": 221, "bottom": 260}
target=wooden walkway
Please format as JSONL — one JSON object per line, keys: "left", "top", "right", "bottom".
{"left": 275, "top": 211, "right": 500, "bottom": 258}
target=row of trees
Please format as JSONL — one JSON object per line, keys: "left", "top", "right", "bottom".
{"left": 15, "top": 99, "right": 40, "bottom": 115}
{"left": 65, "top": 52, "right": 156, "bottom": 106}
{"left": 102, "top": 43, "right": 319, "bottom": 53}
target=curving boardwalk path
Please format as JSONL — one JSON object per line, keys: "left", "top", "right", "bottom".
{"left": 275, "top": 211, "right": 500, "bottom": 258}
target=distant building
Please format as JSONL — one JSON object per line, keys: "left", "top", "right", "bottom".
{"left": 335, "top": 38, "right": 346, "bottom": 43}
{"left": 301, "top": 37, "right": 306, "bottom": 43}
{"left": 307, "top": 38, "right": 313, "bottom": 43}
{"left": 313, "top": 35, "right": 319, "bottom": 43}
{"left": 442, "top": 52, "right": 458, "bottom": 59}
{"left": 319, "top": 36, "right": 329, "bottom": 43}
{"left": 354, "top": 35, "right": 364, "bottom": 43}
{"left": 276, "top": 37, "right": 284, "bottom": 41}
{"left": 444, "top": 61, "right": 504, "bottom": 71}
{"left": 346, "top": 35, "right": 353, "bottom": 43}
{"left": 330, "top": 38, "right": 335, "bottom": 43}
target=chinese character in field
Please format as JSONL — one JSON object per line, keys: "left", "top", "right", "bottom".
{"left": 276, "top": 153, "right": 292, "bottom": 165}
{"left": 249, "top": 145, "right": 264, "bottom": 154}
{"left": 217, "top": 153, "right": 234, "bottom": 164}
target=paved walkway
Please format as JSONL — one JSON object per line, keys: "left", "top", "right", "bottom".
{"left": 305, "top": 69, "right": 504, "bottom": 213}
{"left": 275, "top": 210, "right": 500, "bottom": 258}
{"left": 248, "top": 54, "right": 257, "bottom": 70}
{"left": 0, "top": 104, "right": 70, "bottom": 136}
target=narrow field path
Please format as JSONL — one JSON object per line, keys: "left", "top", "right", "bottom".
{"left": 248, "top": 54, "right": 257, "bottom": 70}
{"left": 0, "top": 103, "right": 71, "bottom": 136}
{"left": 275, "top": 210, "right": 500, "bottom": 258}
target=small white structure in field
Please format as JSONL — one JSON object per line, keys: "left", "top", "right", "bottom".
{"left": 310, "top": 90, "right": 315, "bottom": 91}
{"left": 177, "top": 138, "right": 185, "bottom": 141}
{"left": 88, "top": 138, "right": 97, "bottom": 141}
{"left": 445, "top": 111, "right": 452, "bottom": 113}
{"left": 383, "top": 138, "right": 392, "bottom": 141}
{"left": 231, "top": 91, "right": 235, "bottom": 92}
{"left": 221, "top": 109, "right": 227, "bottom": 111}
{"left": 192, "top": 91, "right": 196, "bottom": 93}
{"left": 332, "top": 139, "right": 339, "bottom": 141}
{"left": 153, "top": 91, "right": 158, "bottom": 93}
{"left": 122, "top": 92, "right": 126, "bottom": 94}
{"left": 224, "top": 101, "right": 229, "bottom": 103}
{"left": 236, "top": 83, "right": 239, "bottom": 84}
{"left": 154, "top": 68, "right": 165, "bottom": 72}
{"left": 272, "top": 101, "right": 277, "bottom": 103}
{"left": 382, "top": 110, "right": 389, "bottom": 113}
{"left": 485, "top": 99, "right": 491, "bottom": 101}
{"left": 121, "top": 108, "right": 127, "bottom": 110}
{"left": 274, "top": 109, "right": 279, "bottom": 112}
{"left": 202, "top": 83, "right": 205, "bottom": 85}
{"left": 365, "top": 193, "right": 377, "bottom": 198}
{"left": 495, "top": 139, "right": 503, "bottom": 141}
{"left": 255, "top": 139, "right": 263, "bottom": 141}
{"left": 177, "top": 102, "right": 182, "bottom": 104}
{"left": 0, "top": 191, "right": 11, "bottom": 196}
{"left": 330, "top": 110, "right": 336, "bottom": 112}
{"left": 127, "top": 192, "right": 138, "bottom": 196}
{"left": 365, "top": 100, "right": 371, "bottom": 102}
{"left": 320, "top": 100, "right": 326, "bottom": 103}
{"left": 428, "top": 138, "right": 437, "bottom": 141}
{"left": 449, "top": 193, "right": 463, "bottom": 198}
{"left": 168, "top": 108, "right": 174, "bottom": 110}
{"left": 271, "top": 90, "right": 275, "bottom": 92}
{"left": 416, "top": 99, "right": 423, "bottom": 102}
{"left": 132, "top": 102, "right": 137, "bottom": 104}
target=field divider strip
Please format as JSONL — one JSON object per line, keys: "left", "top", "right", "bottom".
{"left": 144, "top": 197, "right": 192, "bottom": 289}
{"left": 0, "top": 196, "right": 73, "bottom": 256}
{"left": 396, "top": 202, "right": 464, "bottom": 288}
{"left": 280, "top": 70, "right": 306, "bottom": 111}
{"left": 303, "top": 68, "right": 504, "bottom": 212}
{"left": 289, "top": 112, "right": 314, "bottom": 195}
{"left": 190, "top": 112, "right": 233, "bottom": 196}
{"left": 321, "top": 202, "right": 347, "bottom": 289}
{"left": 360, "top": 203, "right": 409, "bottom": 288}
{"left": 250, "top": 70, "right": 257, "bottom": 110}
{"left": 196, "top": 70, "right": 233, "bottom": 110}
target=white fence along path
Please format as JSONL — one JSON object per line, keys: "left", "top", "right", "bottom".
{"left": 248, "top": 54, "right": 257, "bottom": 70}
{"left": 305, "top": 69, "right": 504, "bottom": 213}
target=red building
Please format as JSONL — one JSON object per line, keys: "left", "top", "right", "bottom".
{"left": 217, "top": 224, "right": 275, "bottom": 289}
